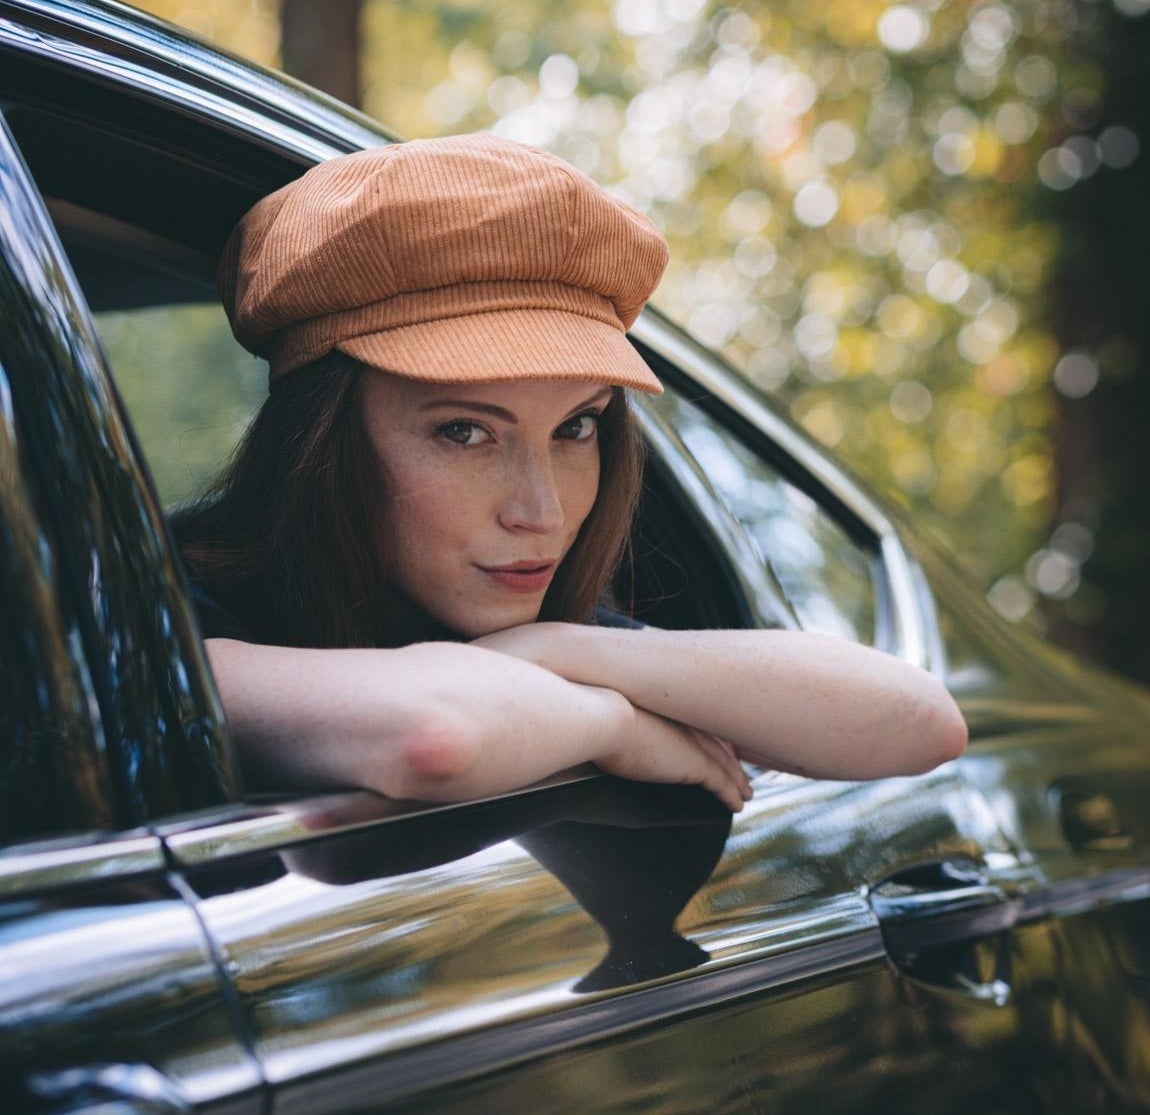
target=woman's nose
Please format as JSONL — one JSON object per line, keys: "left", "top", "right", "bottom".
{"left": 498, "top": 452, "right": 565, "bottom": 534}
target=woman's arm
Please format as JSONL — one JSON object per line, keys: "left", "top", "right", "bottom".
{"left": 472, "top": 625, "right": 968, "bottom": 780}
{"left": 205, "top": 638, "right": 752, "bottom": 809}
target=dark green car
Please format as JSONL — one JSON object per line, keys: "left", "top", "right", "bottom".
{"left": 2, "top": 2, "right": 1148, "bottom": 1112}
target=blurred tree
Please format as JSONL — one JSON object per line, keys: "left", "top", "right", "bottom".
{"left": 282, "top": 0, "right": 363, "bottom": 107}
{"left": 125, "top": 0, "right": 279, "bottom": 66}
{"left": 122, "top": 0, "right": 1150, "bottom": 681}
{"left": 1043, "top": 4, "right": 1150, "bottom": 683}
{"left": 353, "top": 0, "right": 1103, "bottom": 616}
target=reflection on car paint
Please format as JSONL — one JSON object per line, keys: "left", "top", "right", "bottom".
{"left": 0, "top": 111, "right": 236, "bottom": 832}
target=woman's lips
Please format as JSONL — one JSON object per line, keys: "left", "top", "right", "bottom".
{"left": 479, "top": 561, "right": 557, "bottom": 593}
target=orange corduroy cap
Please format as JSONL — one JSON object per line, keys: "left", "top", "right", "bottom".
{"left": 217, "top": 135, "right": 669, "bottom": 393}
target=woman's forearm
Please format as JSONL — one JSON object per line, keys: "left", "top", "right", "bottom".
{"left": 205, "top": 638, "right": 750, "bottom": 807}
{"left": 477, "top": 625, "right": 967, "bottom": 779}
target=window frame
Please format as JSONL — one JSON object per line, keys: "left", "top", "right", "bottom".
{"left": 631, "top": 322, "right": 946, "bottom": 673}
{"left": 0, "top": 9, "right": 948, "bottom": 854}
{"left": 0, "top": 106, "right": 239, "bottom": 845}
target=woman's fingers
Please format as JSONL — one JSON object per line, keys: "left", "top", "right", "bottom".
{"left": 600, "top": 707, "right": 752, "bottom": 812}
{"left": 690, "top": 731, "right": 751, "bottom": 811}
{"left": 695, "top": 730, "right": 753, "bottom": 803}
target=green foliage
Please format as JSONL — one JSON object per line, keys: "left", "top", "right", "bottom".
{"left": 126, "top": 0, "right": 1143, "bottom": 646}
{"left": 357, "top": 0, "right": 1123, "bottom": 630}
{"left": 95, "top": 305, "right": 265, "bottom": 505}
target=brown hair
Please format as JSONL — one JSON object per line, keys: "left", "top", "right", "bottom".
{"left": 174, "top": 352, "right": 644, "bottom": 648}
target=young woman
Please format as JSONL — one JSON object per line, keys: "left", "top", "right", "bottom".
{"left": 178, "top": 134, "right": 967, "bottom": 812}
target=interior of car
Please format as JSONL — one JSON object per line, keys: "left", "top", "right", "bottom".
{"left": 6, "top": 85, "right": 883, "bottom": 650}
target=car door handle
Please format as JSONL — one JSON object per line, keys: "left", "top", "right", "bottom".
{"left": 24, "top": 1064, "right": 191, "bottom": 1115}
{"left": 868, "top": 860, "right": 1023, "bottom": 961}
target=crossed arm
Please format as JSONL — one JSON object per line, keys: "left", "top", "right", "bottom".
{"left": 207, "top": 625, "right": 966, "bottom": 812}
{"left": 473, "top": 624, "right": 968, "bottom": 779}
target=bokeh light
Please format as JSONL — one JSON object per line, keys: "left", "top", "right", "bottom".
{"left": 128, "top": 0, "right": 1146, "bottom": 646}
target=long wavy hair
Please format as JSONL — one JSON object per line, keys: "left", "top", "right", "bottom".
{"left": 173, "top": 351, "right": 644, "bottom": 648}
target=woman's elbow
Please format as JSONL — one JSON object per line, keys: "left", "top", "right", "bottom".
{"left": 903, "top": 678, "right": 968, "bottom": 773}
{"left": 389, "top": 710, "right": 484, "bottom": 801}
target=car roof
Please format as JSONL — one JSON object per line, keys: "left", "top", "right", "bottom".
{"left": 2, "top": 0, "right": 394, "bottom": 155}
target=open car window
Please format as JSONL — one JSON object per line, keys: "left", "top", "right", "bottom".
{"left": 5, "top": 84, "right": 879, "bottom": 841}
{"left": 91, "top": 279, "right": 758, "bottom": 635}
{"left": 92, "top": 302, "right": 265, "bottom": 505}
{"left": 645, "top": 387, "right": 881, "bottom": 645}
{"left": 48, "top": 226, "right": 853, "bottom": 650}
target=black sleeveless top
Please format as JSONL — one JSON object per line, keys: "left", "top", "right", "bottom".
{"left": 189, "top": 582, "right": 641, "bottom": 644}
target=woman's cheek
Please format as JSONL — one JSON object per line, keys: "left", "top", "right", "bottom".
{"left": 571, "top": 452, "right": 601, "bottom": 529}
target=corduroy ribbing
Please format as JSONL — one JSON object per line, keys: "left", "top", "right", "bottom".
{"left": 218, "top": 135, "right": 669, "bottom": 391}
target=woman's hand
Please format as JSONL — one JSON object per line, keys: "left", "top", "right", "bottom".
{"left": 595, "top": 703, "right": 752, "bottom": 812}
{"left": 476, "top": 624, "right": 751, "bottom": 809}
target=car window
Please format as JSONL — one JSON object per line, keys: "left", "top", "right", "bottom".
{"left": 0, "top": 372, "right": 116, "bottom": 844}
{"left": 2, "top": 106, "right": 243, "bottom": 831}
{"left": 4, "top": 99, "right": 276, "bottom": 507}
{"left": 646, "top": 386, "right": 878, "bottom": 644}
{"left": 94, "top": 304, "right": 265, "bottom": 505}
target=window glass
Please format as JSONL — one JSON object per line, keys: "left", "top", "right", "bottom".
{"left": 93, "top": 304, "right": 264, "bottom": 506}
{"left": 0, "top": 367, "right": 115, "bottom": 843}
{"left": 647, "top": 387, "right": 877, "bottom": 644}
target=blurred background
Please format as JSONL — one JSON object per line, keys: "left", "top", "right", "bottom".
{"left": 122, "top": 0, "right": 1150, "bottom": 685}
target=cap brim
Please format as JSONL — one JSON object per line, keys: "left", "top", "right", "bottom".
{"left": 337, "top": 307, "right": 663, "bottom": 395}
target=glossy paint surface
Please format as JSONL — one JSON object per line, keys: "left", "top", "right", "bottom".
{"left": 0, "top": 117, "right": 116, "bottom": 840}
{"left": 0, "top": 836, "right": 261, "bottom": 1113}
{"left": 176, "top": 762, "right": 1072, "bottom": 1113}
{"left": 0, "top": 3, "right": 1147, "bottom": 1114}
{"left": 0, "top": 85, "right": 237, "bottom": 826}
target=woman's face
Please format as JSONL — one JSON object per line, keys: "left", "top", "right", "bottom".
{"left": 361, "top": 374, "right": 609, "bottom": 638}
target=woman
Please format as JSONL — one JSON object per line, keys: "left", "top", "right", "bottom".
{"left": 177, "top": 134, "right": 967, "bottom": 812}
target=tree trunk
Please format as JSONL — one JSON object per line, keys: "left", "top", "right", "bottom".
{"left": 280, "top": 0, "right": 362, "bottom": 109}
{"left": 1047, "top": 9, "right": 1150, "bottom": 685}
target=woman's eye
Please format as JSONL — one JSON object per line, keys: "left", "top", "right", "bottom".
{"left": 437, "top": 421, "right": 490, "bottom": 446}
{"left": 555, "top": 413, "right": 600, "bottom": 441}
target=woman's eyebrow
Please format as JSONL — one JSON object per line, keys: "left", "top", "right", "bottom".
{"left": 565, "top": 387, "right": 614, "bottom": 415}
{"left": 419, "top": 387, "right": 614, "bottom": 424}
{"left": 420, "top": 399, "right": 520, "bottom": 422}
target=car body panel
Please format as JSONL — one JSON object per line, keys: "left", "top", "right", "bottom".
{"left": 0, "top": 832, "right": 262, "bottom": 1114}
{"left": 170, "top": 766, "right": 1074, "bottom": 1113}
{"left": 0, "top": 2, "right": 1148, "bottom": 1113}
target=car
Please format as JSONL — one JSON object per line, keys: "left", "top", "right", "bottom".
{"left": 2, "top": 1, "right": 1149, "bottom": 1113}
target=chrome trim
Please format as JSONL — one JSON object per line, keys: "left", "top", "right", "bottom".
{"left": 278, "top": 898, "right": 884, "bottom": 1114}
{"left": 633, "top": 397, "right": 798, "bottom": 630}
{"left": 632, "top": 310, "right": 931, "bottom": 668}
{"left": 1021, "top": 864, "right": 1150, "bottom": 921}
{"left": 163, "top": 775, "right": 604, "bottom": 867}
{"left": 0, "top": 831, "right": 164, "bottom": 895}
{"left": 0, "top": 1, "right": 388, "bottom": 161}
{"left": 0, "top": 11, "right": 337, "bottom": 164}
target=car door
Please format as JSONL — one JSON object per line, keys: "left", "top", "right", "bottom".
{"left": 630, "top": 331, "right": 1150, "bottom": 1114}
{"left": 155, "top": 676, "right": 1061, "bottom": 1115}
{"left": 921, "top": 542, "right": 1150, "bottom": 1112}
{"left": 148, "top": 372, "right": 1073, "bottom": 1114}
{"left": 0, "top": 8, "right": 1126, "bottom": 1111}
{"left": 0, "top": 110, "right": 260, "bottom": 1115}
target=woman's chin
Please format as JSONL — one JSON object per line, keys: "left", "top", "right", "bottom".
{"left": 453, "top": 603, "right": 543, "bottom": 639}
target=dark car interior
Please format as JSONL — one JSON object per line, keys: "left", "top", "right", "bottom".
{"left": 5, "top": 98, "right": 756, "bottom": 636}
